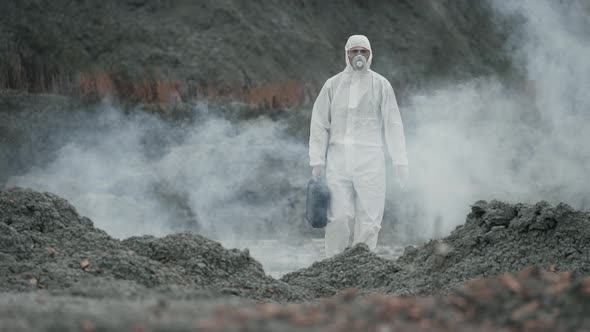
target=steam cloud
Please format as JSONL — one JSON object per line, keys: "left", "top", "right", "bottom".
{"left": 8, "top": 105, "right": 309, "bottom": 243}
{"left": 405, "top": 0, "right": 590, "bottom": 237}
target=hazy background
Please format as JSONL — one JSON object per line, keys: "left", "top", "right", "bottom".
{"left": 405, "top": 0, "right": 590, "bottom": 237}
{"left": 6, "top": 105, "right": 309, "bottom": 241}
{"left": 2, "top": 0, "right": 589, "bottom": 261}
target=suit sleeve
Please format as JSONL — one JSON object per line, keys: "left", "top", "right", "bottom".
{"left": 382, "top": 80, "right": 409, "bottom": 167}
{"left": 309, "top": 80, "right": 331, "bottom": 167}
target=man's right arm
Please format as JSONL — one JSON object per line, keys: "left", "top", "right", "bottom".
{"left": 309, "top": 80, "right": 331, "bottom": 169}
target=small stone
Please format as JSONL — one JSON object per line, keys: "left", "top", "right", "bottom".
{"left": 80, "top": 259, "right": 90, "bottom": 269}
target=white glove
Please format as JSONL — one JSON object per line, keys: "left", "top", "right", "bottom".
{"left": 312, "top": 165, "right": 324, "bottom": 180}
{"left": 395, "top": 165, "right": 410, "bottom": 190}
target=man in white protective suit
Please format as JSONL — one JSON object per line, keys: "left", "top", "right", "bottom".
{"left": 309, "top": 35, "right": 409, "bottom": 258}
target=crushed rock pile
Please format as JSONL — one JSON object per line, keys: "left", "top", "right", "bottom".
{"left": 0, "top": 188, "right": 311, "bottom": 301}
{"left": 282, "top": 200, "right": 590, "bottom": 297}
{"left": 391, "top": 200, "right": 590, "bottom": 295}
{"left": 280, "top": 244, "right": 401, "bottom": 298}
{"left": 2, "top": 188, "right": 590, "bottom": 304}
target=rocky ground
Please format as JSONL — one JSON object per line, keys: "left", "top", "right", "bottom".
{"left": 1, "top": 188, "right": 589, "bottom": 331}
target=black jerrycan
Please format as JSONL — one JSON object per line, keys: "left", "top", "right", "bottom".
{"left": 306, "top": 178, "right": 331, "bottom": 228}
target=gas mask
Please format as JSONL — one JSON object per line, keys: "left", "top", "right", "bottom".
{"left": 351, "top": 54, "right": 367, "bottom": 71}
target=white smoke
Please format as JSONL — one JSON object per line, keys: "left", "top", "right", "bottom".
{"left": 7, "top": 104, "right": 309, "bottom": 242}
{"left": 403, "top": 0, "right": 590, "bottom": 238}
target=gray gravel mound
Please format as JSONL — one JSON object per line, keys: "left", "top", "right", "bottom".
{"left": 122, "top": 234, "right": 312, "bottom": 301}
{"left": 389, "top": 200, "right": 590, "bottom": 295}
{"left": 0, "top": 187, "right": 310, "bottom": 301}
{"left": 0, "top": 187, "right": 118, "bottom": 258}
{"left": 2, "top": 188, "right": 590, "bottom": 303}
{"left": 0, "top": 188, "right": 193, "bottom": 292}
{"left": 280, "top": 200, "right": 590, "bottom": 298}
{"left": 123, "top": 234, "right": 266, "bottom": 286}
{"left": 280, "top": 244, "right": 401, "bottom": 298}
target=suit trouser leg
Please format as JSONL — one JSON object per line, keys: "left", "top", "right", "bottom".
{"left": 325, "top": 164, "right": 355, "bottom": 258}
{"left": 352, "top": 150, "right": 386, "bottom": 250}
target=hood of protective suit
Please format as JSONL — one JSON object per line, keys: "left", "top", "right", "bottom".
{"left": 344, "top": 35, "right": 373, "bottom": 72}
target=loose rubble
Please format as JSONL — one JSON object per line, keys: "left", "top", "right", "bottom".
{"left": 0, "top": 188, "right": 310, "bottom": 301}
{"left": 200, "top": 268, "right": 590, "bottom": 332}
{"left": 1, "top": 188, "right": 590, "bottom": 331}
{"left": 390, "top": 200, "right": 590, "bottom": 295}
{"left": 281, "top": 199, "right": 590, "bottom": 297}
{"left": 280, "top": 244, "right": 402, "bottom": 298}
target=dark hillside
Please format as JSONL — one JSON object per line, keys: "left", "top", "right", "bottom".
{"left": 0, "top": 0, "right": 511, "bottom": 105}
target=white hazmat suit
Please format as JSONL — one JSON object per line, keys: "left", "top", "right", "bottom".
{"left": 309, "top": 35, "right": 409, "bottom": 257}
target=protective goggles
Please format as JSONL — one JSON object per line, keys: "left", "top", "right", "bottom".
{"left": 347, "top": 49, "right": 370, "bottom": 56}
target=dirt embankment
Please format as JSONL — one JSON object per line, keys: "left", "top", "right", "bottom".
{"left": 0, "top": 188, "right": 312, "bottom": 302}
{"left": 282, "top": 199, "right": 590, "bottom": 297}
{"left": 1, "top": 188, "right": 590, "bottom": 331}
{"left": 0, "top": 0, "right": 510, "bottom": 106}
